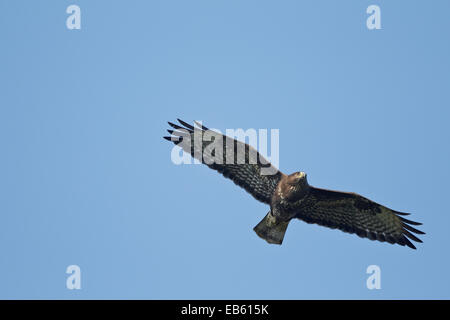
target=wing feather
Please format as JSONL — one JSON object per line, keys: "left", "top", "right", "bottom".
{"left": 164, "top": 119, "right": 283, "bottom": 204}
{"left": 296, "top": 187, "right": 424, "bottom": 249}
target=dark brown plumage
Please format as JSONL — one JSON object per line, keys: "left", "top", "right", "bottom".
{"left": 164, "top": 119, "right": 424, "bottom": 249}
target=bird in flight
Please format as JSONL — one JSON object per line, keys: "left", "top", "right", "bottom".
{"left": 164, "top": 119, "right": 424, "bottom": 249}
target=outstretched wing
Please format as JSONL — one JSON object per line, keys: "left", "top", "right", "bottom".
{"left": 164, "top": 119, "right": 283, "bottom": 204}
{"left": 296, "top": 187, "right": 425, "bottom": 249}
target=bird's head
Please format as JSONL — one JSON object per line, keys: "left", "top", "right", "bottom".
{"left": 287, "top": 171, "right": 308, "bottom": 186}
{"left": 282, "top": 171, "right": 310, "bottom": 200}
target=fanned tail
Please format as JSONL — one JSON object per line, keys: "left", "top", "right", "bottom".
{"left": 253, "top": 212, "right": 290, "bottom": 245}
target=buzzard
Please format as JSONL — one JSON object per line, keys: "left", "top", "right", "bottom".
{"left": 164, "top": 119, "right": 424, "bottom": 249}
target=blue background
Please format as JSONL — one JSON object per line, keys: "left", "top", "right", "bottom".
{"left": 1, "top": 0, "right": 449, "bottom": 299}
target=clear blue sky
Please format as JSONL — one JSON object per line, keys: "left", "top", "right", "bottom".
{"left": 1, "top": 0, "right": 449, "bottom": 299}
